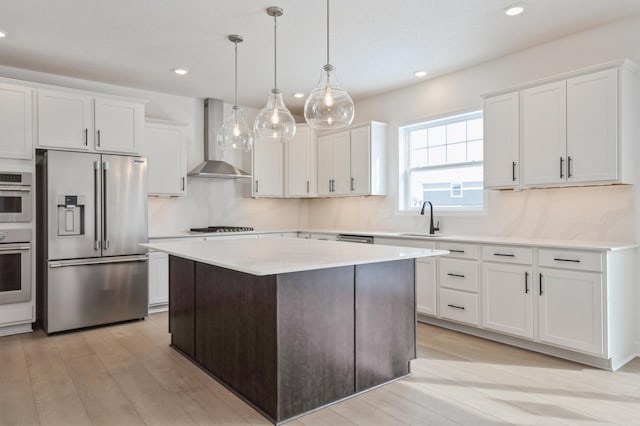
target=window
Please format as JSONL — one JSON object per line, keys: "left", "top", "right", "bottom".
{"left": 399, "top": 110, "right": 483, "bottom": 212}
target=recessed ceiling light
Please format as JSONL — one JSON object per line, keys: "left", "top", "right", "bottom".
{"left": 173, "top": 68, "right": 189, "bottom": 76}
{"left": 414, "top": 71, "right": 428, "bottom": 78}
{"left": 0, "top": 30, "right": 7, "bottom": 38}
{"left": 504, "top": 2, "right": 525, "bottom": 16}
{"left": 293, "top": 92, "right": 305, "bottom": 98}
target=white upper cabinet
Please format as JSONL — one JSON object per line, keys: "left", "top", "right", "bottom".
{"left": 38, "top": 89, "right": 92, "bottom": 151}
{"left": 37, "top": 88, "right": 145, "bottom": 154}
{"left": 0, "top": 83, "right": 33, "bottom": 159}
{"left": 253, "top": 141, "right": 284, "bottom": 197}
{"left": 286, "top": 124, "right": 316, "bottom": 197}
{"left": 566, "top": 68, "right": 618, "bottom": 183}
{"left": 483, "top": 92, "right": 519, "bottom": 188}
{"left": 485, "top": 60, "right": 637, "bottom": 190}
{"left": 94, "top": 97, "right": 144, "bottom": 154}
{"left": 316, "top": 121, "right": 387, "bottom": 197}
{"left": 522, "top": 80, "right": 567, "bottom": 186}
{"left": 144, "top": 120, "right": 187, "bottom": 196}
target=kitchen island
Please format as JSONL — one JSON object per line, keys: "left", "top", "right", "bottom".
{"left": 143, "top": 237, "right": 447, "bottom": 424}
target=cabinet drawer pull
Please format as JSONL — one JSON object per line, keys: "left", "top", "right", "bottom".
{"left": 553, "top": 258, "right": 580, "bottom": 263}
{"left": 448, "top": 249, "right": 465, "bottom": 254}
{"left": 493, "top": 253, "right": 515, "bottom": 257}
{"left": 447, "top": 273, "right": 465, "bottom": 278}
{"left": 539, "top": 272, "right": 543, "bottom": 296}
{"left": 512, "top": 161, "right": 516, "bottom": 181}
{"left": 560, "top": 156, "right": 564, "bottom": 179}
{"left": 447, "top": 304, "right": 465, "bottom": 310}
{"left": 525, "top": 271, "right": 529, "bottom": 294}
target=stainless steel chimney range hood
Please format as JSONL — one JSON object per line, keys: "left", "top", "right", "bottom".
{"left": 188, "top": 98, "right": 251, "bottom": 179}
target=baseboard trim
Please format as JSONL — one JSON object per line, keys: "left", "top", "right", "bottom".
{"left": 148, "top": 304, "right": 168, "bottom": 314}
{"left": 0, "top": 323, "right": 33, "bottom": 337}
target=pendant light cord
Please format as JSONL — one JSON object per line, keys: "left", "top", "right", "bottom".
{"left": 273, "top": 13, "right": 278, "bottom": 89}
{"left": 326, "top": 0, "right": 330, "bottom": 65}
{"left": 233, "top": 40, "right": 238, "bottom": 107}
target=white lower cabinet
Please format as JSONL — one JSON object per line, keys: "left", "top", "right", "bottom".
{"left": 537, "top": 267, "right": 604, "bottom": 356}
{"left": 148, "top": 251, "right": 169, "bottom": 311}
{"left": 416, "top": 258, "right": 436, "bottom": 316}
{"left": 439, "top": 288, "right": 479, "bottom": 326}
{"left": 482, "top": 263, "right": 534, "bottom": 339}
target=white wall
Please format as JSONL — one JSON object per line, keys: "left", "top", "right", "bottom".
{"left": 0, "top": 65, "right": 309, "bottom": 236}
{"left": 307, "top": 15, "right": 640, "bottom": 244}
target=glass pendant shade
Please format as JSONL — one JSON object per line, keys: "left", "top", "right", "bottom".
{"left": 254, "top": 90, "right": 296, "bottom": 142}
{"left": 304, "top": 64, "right": 354, "bottom": 130}
{"left": 217, "top": 105, "right": 253, "bottom": 152}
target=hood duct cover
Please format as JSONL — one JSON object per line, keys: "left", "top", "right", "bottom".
{"left": 187, "top": 98, "right": 251, "bottom": 178}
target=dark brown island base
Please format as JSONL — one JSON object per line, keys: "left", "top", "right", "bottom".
{"left": 168, "top": 255, "right": 416, "bottom": 424}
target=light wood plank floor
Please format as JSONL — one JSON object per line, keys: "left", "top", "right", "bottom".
{"left": 2, "top": 312, "right": 640, "bottom": 425}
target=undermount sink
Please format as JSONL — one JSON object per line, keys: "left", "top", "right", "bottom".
{"left": 399, "top": 233, "right": 447, "bottom": 238}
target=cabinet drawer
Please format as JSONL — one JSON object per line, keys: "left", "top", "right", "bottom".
{"left": 482, "top": 245, "right": 533, "bottom": 265}
{"left": 378, "top": 238, "right": 436, "bottom": 249}
{"left": 437, "top": 242, "right": 479, "bottom": 259}
{"left": 439, "top": 258, "right": 479, "bottom": 292}
{"left": 439, "top": 288, "right": 479, "bottom": 326}
{"left": 538, "top": 249, "right": 603, "bottom": 272}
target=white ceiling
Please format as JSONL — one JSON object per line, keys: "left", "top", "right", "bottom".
{"left": 1, "top": 0, "right": 639, "bottom": 114}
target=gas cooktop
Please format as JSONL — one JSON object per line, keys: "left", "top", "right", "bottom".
{"left": 189, "top": 226, "right": 254, "bottom": 233}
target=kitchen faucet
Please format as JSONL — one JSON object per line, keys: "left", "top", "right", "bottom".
{"left": 420, "top": 201, "right": 440, "bottom": 235}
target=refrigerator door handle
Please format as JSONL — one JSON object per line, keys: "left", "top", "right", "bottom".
{"left": 49, "top": 255, "right": 149, "bottom": 268}
{"left": 94, "top": 161, "right": 101, "bottom": 250}
{"left": 102, "top": 160, "right": 109, "bottom": 250}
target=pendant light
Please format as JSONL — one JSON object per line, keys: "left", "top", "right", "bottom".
{"left": 304, "top": 0, "right": 354, "bottom": 130}
{"left": 217, "top": 34, "right": 254, "bottom": 152}
{"left": 253, "top": 6, "right": 296, "bottom": 142}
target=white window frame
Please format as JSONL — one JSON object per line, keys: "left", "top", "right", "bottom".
{"left": 398, "top": 109, "right": 486, "bottom": 215}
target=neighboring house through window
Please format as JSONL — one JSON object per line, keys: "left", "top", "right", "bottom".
{"left": 399, "top": 110, "right": 484, "bottom": 212}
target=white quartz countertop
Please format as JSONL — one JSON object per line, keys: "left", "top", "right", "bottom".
{"left": 142, "top": 237, "right": 447, "bottom": 276}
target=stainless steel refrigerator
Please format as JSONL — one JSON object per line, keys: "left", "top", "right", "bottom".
{"left": 36, "top": 150, "right": 149, "bottom": 333}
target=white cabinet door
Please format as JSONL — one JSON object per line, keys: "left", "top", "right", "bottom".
{"left": 332, "top": 131, "right": 351, "bottom": 195}
{"left": 522, "top": 81, "right": 567, "bottom": 186}
{"left": 148, "top": 251, "right": 169, "bottom": 308}
{"left": 349, "top": 126, "right": 371, "bottom": 195}
{"left": 316, "top": 134, "right": 333, "bottom": 196}
{"left": 286, "top": 124, "right": 315, "bottom": 197}
{"left": 416, "top": 258, "right": 437, "bottom": 316}
{"left": 38, "top": 89, "right": 92, "bottom": 150}
{"left": 567, "top": 68, "right": 618, "bottom": 183}
{"left": 94, "top": 97, "right": 143, "bottom": 154}
{"left": 482, "top": 263, "right": 534, "bottom": 339}
{"left": 0, "top": 83, "right": 33, "bottom": 159}
{"left": 144, "top": 121, "right": 187, "bottom": 196}
{"left": 537, "top": 268, "right": 604, "bottom": 355}
{"left": 483, "top": 92, "right": 519, "bottom": 188}
{"left": 253, "top": 141, "right": 284, "bottom": 196}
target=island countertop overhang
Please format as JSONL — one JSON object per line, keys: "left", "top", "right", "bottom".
{"left": 142, "top": 237, "right": 448, "bottom": 276}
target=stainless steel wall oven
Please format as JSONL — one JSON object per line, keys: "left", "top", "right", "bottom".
{"left": 0, "top": 228, "right": 31, "bottom": 304}
{"left": 0, "top": 172, "right": 32, "bottom": 222}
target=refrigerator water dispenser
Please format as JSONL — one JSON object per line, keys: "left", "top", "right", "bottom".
{"left": 56, "top": 195, "right": 85, "bottom": 236}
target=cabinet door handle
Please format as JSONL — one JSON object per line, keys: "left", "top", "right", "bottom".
{"left": 560, "top": 157, "right": 564, "bottom": 179}
{"left": 306, "top": 180, "right": 310, "bottom": 193}
{"left": 85, "top": 128, "right": 88, "bottom": 146}
{"left": 553, "top": 258, "right": 580, "bottom": 263}
{"left": 447, "top": 273, "right": 465, "bottom": 278}
{"left": 567, "top": 156, "right": 572, "bottom": 179}
{"left": 525, "top": 271, "right": 529, "bottom": 294}
{"left": 447, "top": 304, "right": 465, "bottom": 310}
{"left": 255, "top": 180, "right": 259, "bottom": 193}
{"left": 512, "top": 161, "right": 516, "bottom": 181}
{"left": 539, "top": 272, "right": 543, "bottom": 296}
{"left": 493, "top": 253, "right": 515, "bottom": 257}
{"left": 448, "top": 249, "right": 465, "bottom": 254}
{"left": 97, "top": 129, "right": 101, "bottom": 147}
{"left": 181, "top": 177, "right": 185, "bottom": 191}
{"left": 351, "top": 177, "right": 355, "bottom": 191}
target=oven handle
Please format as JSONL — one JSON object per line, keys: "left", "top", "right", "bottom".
{"left": 0, "top": 246, "right": 31, "bottom": 251}
{"left": 0, "top": 186, "right": 31, "bottom": 192}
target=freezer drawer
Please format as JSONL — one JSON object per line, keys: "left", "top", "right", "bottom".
{"left": 45, "top": 256, "right": 148, "bottom": 333}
